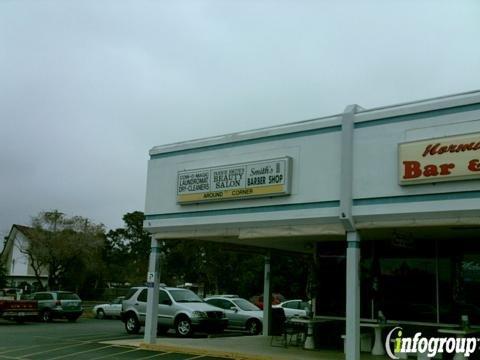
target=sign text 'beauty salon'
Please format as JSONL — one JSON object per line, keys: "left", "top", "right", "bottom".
{"left": 176, "top": 157, "right": 292, "bottom": 204}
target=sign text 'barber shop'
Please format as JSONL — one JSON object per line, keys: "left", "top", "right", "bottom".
{"left": 176, "top": 157, "right": 292, "bottom": 204}
{"left": 399, "top": 132, "right": 480, "bottom": 185}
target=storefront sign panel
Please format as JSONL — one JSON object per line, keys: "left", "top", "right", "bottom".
{"left": 399, "top": 132, "right": 480, "bottom": 185}
{"left": 177, "top": 157, "right": 292, "bottom": 203}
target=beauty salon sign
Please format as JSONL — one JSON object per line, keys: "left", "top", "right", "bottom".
{"left": 176, "top": 157, "right": 292, "bottom": 204}
{"left": 399, "top": 132, "right": 480, "bottom": 185}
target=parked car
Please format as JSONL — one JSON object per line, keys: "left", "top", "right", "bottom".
{"left": 250, "top": 293, "right": 285, "bottom": 310}
{"left": 31, "top": 291, "right": 83, "bottom": 322}
{"left": 120, "top": 286, "right": 228, "bottom": 337}
{"left": 204, "top": 295, "right": 263, "bottom": 335}
{"left": 93, "top": 296, "right": 124, "bottom": 319}
{"left": 273, "top": 299, "right": 310, "bottom": 318}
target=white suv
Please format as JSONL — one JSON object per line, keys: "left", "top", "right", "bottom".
{"left": 120, "top": 286, "right": 228, "bottom": 337}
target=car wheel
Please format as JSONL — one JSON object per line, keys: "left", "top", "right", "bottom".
{"left": 175, "top": 316, "right": 192, "bottom": 337}
{"left": 246, "top": 319, "right": 262, "bottom": 335}
{"left": 41, "top": 309, "right": 52, "bottom": 323}
{"left": 125, "top": 313, "right": 140, "bottom": 334}
{"left": 96, "top": 309, "right": 105, "bottom": 319}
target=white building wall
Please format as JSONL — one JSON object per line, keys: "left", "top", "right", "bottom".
{"left": 144, "top": 91, "right": 480, "bottom": 234}
{"left": 351, "top": 106, "right": 480, "bottom": 224}
{"left": 145, "top": 117, "right": 345, "bottom": 232}
{"left": 10, "top": 232, "right": 30, "bottom": 277}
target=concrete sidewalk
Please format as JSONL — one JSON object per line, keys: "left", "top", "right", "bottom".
{"left": 105, "top": 335, "right": 387, "bottom": 360}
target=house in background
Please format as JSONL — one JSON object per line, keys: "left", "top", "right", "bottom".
{"left": 1, "top": 224, "right": 48, "bottom": 290}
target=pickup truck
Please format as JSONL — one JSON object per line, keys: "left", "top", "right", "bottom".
{"left": 0, "top": 289, "right": 38, "bottom": 322}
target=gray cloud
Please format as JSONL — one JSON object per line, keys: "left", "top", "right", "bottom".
{"left": 1, "top": 0, "right": 479, "bottom": 235}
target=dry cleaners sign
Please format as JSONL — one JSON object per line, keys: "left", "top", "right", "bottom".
{"left": 177, "top": 157, "right": 292, "bottom": 204}
{"left": 399, "top": 132, "right": 480, "bottom": 185}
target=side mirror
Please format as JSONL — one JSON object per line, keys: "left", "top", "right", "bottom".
{"left": 162, "top": 300, "right": 172, "bottom": 306}
{"left": 230, "top": 306, "right": 238, "bottom": 312}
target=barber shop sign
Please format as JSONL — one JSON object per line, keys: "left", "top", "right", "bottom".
{"left": 399, "top": 132, "right": 480, "bottom": 185}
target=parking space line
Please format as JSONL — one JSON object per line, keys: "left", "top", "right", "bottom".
{"left": 17, "top": 342, "right": 95, "bottom": 358}
{"left": 140, "top": 352, "right": 174, "bottom": 359}
{"left": 88, "top": 347, "right": 140, "bottom": 359}
{"left": 59, "top": 334, "right": 115, "bottom": 341}
{"left": 62, "top": 332, "right": 113, "bottom": 339}
{"left": 0, "top": 348, "right": 25, "bottom": 355}
{"left": 46, "top": 345, "right": 115, "bottom": 360}
{"left": 77, "top": 335, "right": 141, "bottom": 343}
{"left": 0, "top": 343, "right": 73, "bottom": 356}
{"left": 34, "top": 334, "right": 136, "bottom": 344}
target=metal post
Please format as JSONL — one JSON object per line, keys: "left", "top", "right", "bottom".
{"left": 346, "top": 231, "right": 360, "bottom": 360}
{"left": 144, "top": 237, "right": 162, "bottom": 344}
{"left": 339, "top": 104, "right": 362, "bottom": 233}
{"left": 262, "top": 253, "right": 272, "bottom": 336}
{"left": 339, "top": 104, "right": 362, "bottom": 360}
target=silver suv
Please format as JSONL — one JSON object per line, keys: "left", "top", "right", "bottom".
{"left": 120, "top": 286, "right": 228, "bottom": 337}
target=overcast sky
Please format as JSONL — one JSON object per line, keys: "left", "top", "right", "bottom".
{"left": 1, "top": 0, "right": 479, "bottom": 237}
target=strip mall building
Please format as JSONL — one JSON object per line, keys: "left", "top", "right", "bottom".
{"left": 143, "top": 90, "right": 480, "bottom": 359}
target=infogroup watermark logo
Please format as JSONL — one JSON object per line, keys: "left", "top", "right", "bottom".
{"left": 385, "top": 327, "right": 478, "bottom": 359}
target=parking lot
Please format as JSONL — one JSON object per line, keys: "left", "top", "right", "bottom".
{"left": 0, "top": 318, "right": 231, "bottom": 360}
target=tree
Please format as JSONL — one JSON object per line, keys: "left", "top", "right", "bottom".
{"left": 104, "top": 211, "right": 255, "bottom": 293}
{"left": 105, "top": 211, "right": 151, "bottom": 285}
{"left": 25, "top": 210, "right": 105, "bottom": 291}
{"left": 105, "top": 210, "right": 310, "bottom": 302}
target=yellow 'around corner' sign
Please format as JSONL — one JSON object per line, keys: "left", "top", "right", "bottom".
{"left": 176, "top": 157, "right": 292, "bottom": 204}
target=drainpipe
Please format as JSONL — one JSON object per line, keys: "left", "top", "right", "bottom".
{"left": 340, "top": 104, "right": 363, "bottom": 360}
{"left": 144, "top": 237, "right": 162, "bottom": 344}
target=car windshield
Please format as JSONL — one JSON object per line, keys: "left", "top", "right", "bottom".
{"left": 57, "top": 292, "right": 80, "bottom": 300}
{"left": 232, "top": 298, "right": 260, "bottom": 311}
{"left": 169, "top": 289, "right": 203, "bottom": 303}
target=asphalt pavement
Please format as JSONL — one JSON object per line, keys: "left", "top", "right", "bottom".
{"left": 0, "top": 317, "right": 230, "bottom": 360}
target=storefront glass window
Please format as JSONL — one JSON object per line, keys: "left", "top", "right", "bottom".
{"left": 315, "top": 242, "right": 345, "bottom": 316}
{"left": 362, "top": 236, "right": 436, "bottom": 323}
{"left": 439, "top": 238, "right": 480, "bottom": 325}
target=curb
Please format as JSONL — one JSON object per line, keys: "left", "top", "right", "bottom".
{"left": 140, "top": 342, "right": 282, "bottom": 360}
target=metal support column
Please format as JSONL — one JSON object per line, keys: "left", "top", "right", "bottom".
{"left": 144, "top": 237, "right": 162, "bottom": 344}
{"left": 346, "top": 231, "right": 361, "bottom": 360}
{"left": 262, "top": 253, "right": 272, "bottom": 336}
{"left": 339, "top": 104, "right": 362, "bottom": 360}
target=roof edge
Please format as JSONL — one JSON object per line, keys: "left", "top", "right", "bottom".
{"left": 149, "top": 89, "right": 480, "bottom": 157}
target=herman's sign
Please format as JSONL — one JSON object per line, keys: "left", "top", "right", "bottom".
{"left": 176, "top": 157, "right": 292, "bottom": 204}
{"left": 399, "top": 132, "right": 480, "bottom": 185}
